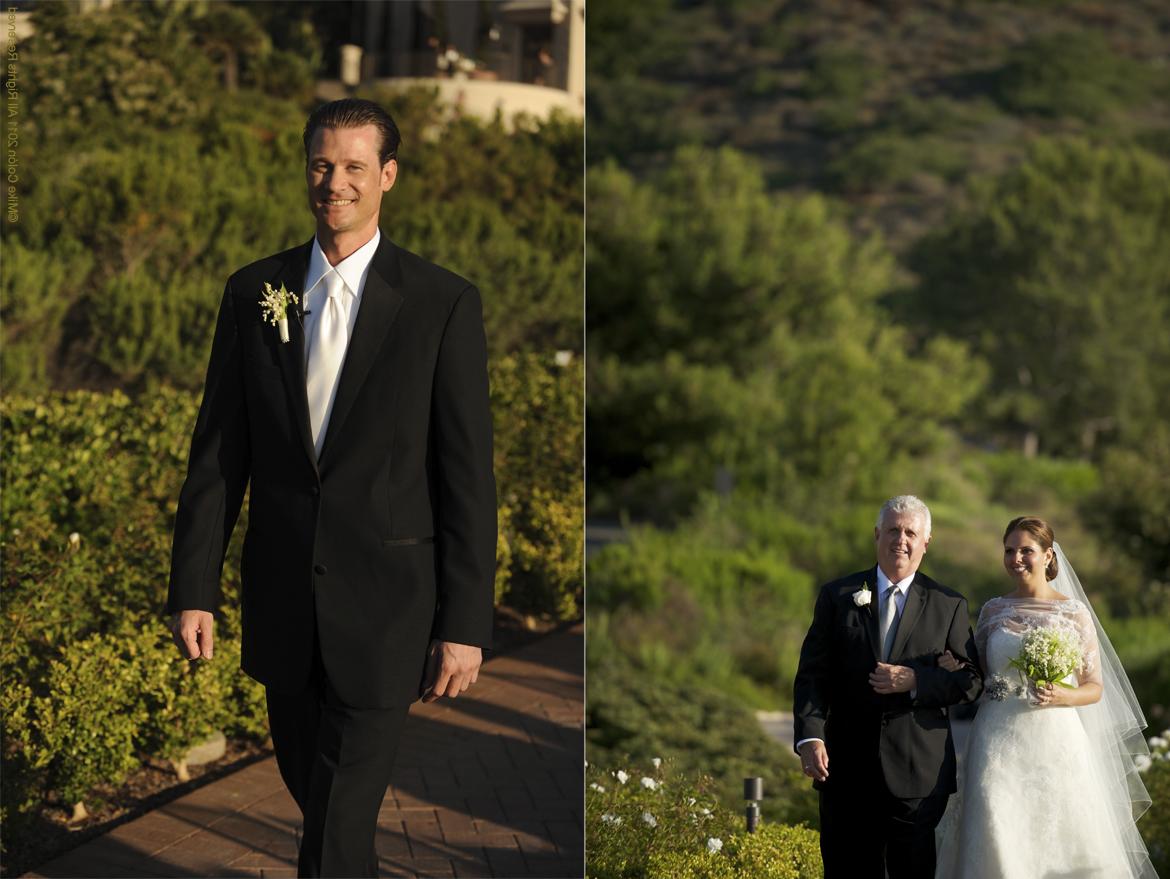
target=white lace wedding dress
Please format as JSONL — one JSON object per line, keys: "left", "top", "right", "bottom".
{"left": 936, "top": 597, "right": 1152, "bottom": 879}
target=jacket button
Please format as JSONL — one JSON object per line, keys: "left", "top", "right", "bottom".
{"left": 310, "top": 486, "right": 320, "bottom": 496}
{"left": 314, "top": 564, "right": 327, "bottom": 575}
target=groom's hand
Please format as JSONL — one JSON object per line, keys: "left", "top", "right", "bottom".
{"left": 798, "top": 741, "right": 829, "bottom": 782}
{"left": 421, "top": 640, "right": 482, "bottom": 702}
{"left": 870, "top": 662, "right": 916, "bottom": 694}
{"left": 170, "top": 610, "right": 214, "bottom": 660}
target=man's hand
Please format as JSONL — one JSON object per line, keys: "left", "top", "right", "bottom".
{"left": 869, "top": 662, "right": 916, "bottom": 694}
{"left": 420, "top": 640, "right": 482, "bottom": 703}
{"left": 937, "top": 650, "right": 962, "bottom": 672}
{"left": 797, "top": 740, "right": 829, "bottom": 782}
{"left": 170, "top": 610, "right": 214, "bottom": 660}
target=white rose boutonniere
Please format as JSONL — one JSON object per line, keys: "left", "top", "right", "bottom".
{"left": 259, "top": 281, "right": 299, "bottom": 343}
{"left": 852, "top": 581, "right": 871, "bottom": 607}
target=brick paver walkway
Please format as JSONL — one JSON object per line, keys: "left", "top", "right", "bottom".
{"left": 25, "top": 624, "right": 583, "bottom": 879}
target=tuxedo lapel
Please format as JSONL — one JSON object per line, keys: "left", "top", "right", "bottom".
{"left": 890, "top": 575, "right": 927, "bottom": 661}
{"left": 271, "top": 239, "right": 318, "bottom": 472}
{"left": 864, "top": 567, "right": 881, "bottom": 662}
{"left": 317, "top": 237, "right": 405, "bottom": 466}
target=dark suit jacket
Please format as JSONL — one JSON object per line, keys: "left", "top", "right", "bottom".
{"left": 792, "top": 567, "right": 982, "bottom": 799}
{"left": 166, "top": 234, "right": 497, "bottom": 709}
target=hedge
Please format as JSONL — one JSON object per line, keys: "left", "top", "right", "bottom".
{"left": 586, "top": 759, "right": 822, "bottom": 879}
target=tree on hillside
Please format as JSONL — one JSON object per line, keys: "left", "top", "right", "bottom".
{"left": 587, "top": 148, "right": 985, "bottom": 513}
{"left": 906, "top": 138, "right": 1170, "bottom": 458}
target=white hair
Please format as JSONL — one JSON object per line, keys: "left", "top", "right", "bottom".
{"left": 876, "top": 495, "right": 932, "bottom": 538}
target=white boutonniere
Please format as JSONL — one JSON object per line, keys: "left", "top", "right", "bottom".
{"left": 852, "top": 581, "right": 871, "bottom": 607}
{"left": 259, "top": 282, "right": 299, "bottom": 343}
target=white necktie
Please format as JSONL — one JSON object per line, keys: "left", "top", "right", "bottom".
{"left": 306, "top": 269, "right": 348, "bottom": 459}
{"left": 881, "top": 585, "right": 900, "bottom": 661}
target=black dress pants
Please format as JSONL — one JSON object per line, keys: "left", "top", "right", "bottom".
{"left": 266, "top": 638, "right": 411, "bottom": 878}
{"left": 819, "top": 773, "right": 949, "bottom": 879}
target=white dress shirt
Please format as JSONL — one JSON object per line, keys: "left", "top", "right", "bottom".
{"left": 875, "top": 566, "right": 914, "bottom": 635}
{"left": 303, "top": 228, "right": 380, "bottom": 358}
{"left": 301, "top": 228, "right": 380, "bottom": 449}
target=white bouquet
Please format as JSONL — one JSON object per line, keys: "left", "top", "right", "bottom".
{"left": 1009, "top": 621, "right": 1081, "bottom": 691}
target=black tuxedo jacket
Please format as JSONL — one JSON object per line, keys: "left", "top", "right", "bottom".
{"left": 792, "top": 567, "right": 982, "bottom": 799}
{"left": 166, "top": 234, "right": 497, "bottom": 709}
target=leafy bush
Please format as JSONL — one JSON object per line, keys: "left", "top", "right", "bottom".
{"left": 1139, "top": 731, "right": 1170, "bottom": 876}
{"left": 1084, "top": 425, "right": 1170, "bottom": 613}
{"left": 491, "top": 354, "right": 584, "bottom": 619}
{"left": 7, "top": 629, "right": 147, "bottom": 808}
{"left": 995, "top": 31, "right": 1154, "bottom": 121}
{"left": 828, "top": 133, "right": 967, "bottom": 194}
{"left": 586, "top": 760, "right": 821, "bottom": 879}
{"left": 587, "top": 514, "right": 812, "bottom": 707}
{"left": 648, "top": 825, "right": 824, "bottom": 879}
{"left": 586, "top": 648, "right": 817, "bottom": 827}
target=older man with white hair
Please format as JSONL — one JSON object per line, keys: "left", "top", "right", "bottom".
{"left": 793, "top": 495, "right": 983, "bottom": 879}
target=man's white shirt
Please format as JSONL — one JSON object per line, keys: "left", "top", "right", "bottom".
{"left": 302, "top": 228, "right": 380, "bottom": 451}
{"left": 795, "top": 568, "right": 917, "bottom": 753}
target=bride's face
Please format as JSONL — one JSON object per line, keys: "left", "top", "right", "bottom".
{"left": 1003, "top": 530, "right": 1053, "bottom": 584}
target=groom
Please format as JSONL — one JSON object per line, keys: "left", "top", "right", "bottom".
{"left": 166, "top": 99, "right": 496, "bottom": 876}
{"left": 793, "top": 495, "right": 982, "bottom": 879}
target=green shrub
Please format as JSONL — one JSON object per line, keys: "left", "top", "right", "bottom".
{"left": 648, "top": 824, "right": 823, "bottom": 879}
{"left": 587, "top": 517, "right": 812, "bottom": 707}
{"left": 829, "top": 133, "right": 967, "bottom": 194}
{"left": 586, "top": 760, "right": 821, "bottom": 879}
{"left": 1139, "top": 731, "right": 1170, "bottom": 876}
{"left": 138, "top": 630, "right": 234, "bottom": 768}
{"left": 980, "top": 451, "right": 1100, "bottom": 509}
{"left": 9, "top": 628, "right": 148, "bottom": 808}
{"left": 995, "top": 31, "right": 1154, "bottom": 121}
{"left": 586, "top": 649, "right": 817, "bottom": 826}
{"left": 804, "top": 47, "right": 876, "bottom": 105}
{"left": 491, "top": 354, "right": 584, "bottom": 619}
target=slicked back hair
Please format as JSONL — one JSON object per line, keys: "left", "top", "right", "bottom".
{"left": 303, "top": 98, "right": 401, "bottom": 167}
{"left": 876, "top": 495, "right": 932, "bottom": 538}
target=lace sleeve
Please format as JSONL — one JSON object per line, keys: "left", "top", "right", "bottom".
{"left": 974, "top": 600, "right": 998, "bottom": 676}
{"left": 1070, "top": 602, "right": 1102, "bottom": 687}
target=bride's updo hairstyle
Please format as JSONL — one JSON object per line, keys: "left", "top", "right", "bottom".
{"left": 1003, "top": 516, "right": 1059, "bottom": 581}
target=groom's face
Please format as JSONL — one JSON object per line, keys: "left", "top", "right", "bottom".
{"left": 306, "top": 124, "right": 397, "bottom": 238}
{"left": 875, "top": 512, "right": 930, "bottom": 582}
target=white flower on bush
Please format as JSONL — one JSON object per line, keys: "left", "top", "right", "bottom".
{"left": 1148, "top": 736, "right": 1167, "bottom": 750}
{"left": 1136, "top": 754, "right": 1152, "bottom": 772}
{"left": 652, "top": 757, "right": 662, "bottom": 768}
{"left": 68, "top": 532, "right": 81, "bottom": 550}
{"left": 686, "top": 797, "right": 697, "bottom": 806}
{"left": 590, "top": 782, "right": 605, "bottom": 792}
{"left": 707, "top": 837, "right": 724, "bottom": 854}
{"left": 642, "top": 811, "right": 657, "bottom": 828}
{"left": 640, "top": 777, "right": 659, "bottom": 790}
{"left": 615, "top": 770, "right": 629, "bottom": 784}
{"left": 601, "top": 813, "right": 622, "bottom": 826}
{"left": 699, "top": 807, "right": 712, "bottom": 817}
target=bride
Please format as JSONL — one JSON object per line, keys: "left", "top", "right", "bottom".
{"left": 935, "top": 516, "right": 1155, "bottom": 879}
